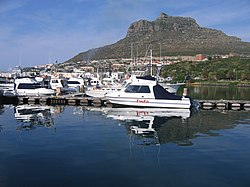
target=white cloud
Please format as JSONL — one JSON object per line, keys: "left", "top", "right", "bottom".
{"left": 1, "top": 0, "right": 250, "bottom": 71}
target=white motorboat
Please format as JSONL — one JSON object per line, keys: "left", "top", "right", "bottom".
{"left": 67, "top": 77, "right": 85, "bottom": 91}
{"left": 3, "top": 77, "right": 55, "bottom": 96}
{"left": 105, "top": 75, "right": 191, "bottom": 109}
{"left": 49, "top": 77, "right": 77, "bottom": 94}
{"left": 85, "top": 86, "right": 122, "bottom": 98}
{"left": 85, "top": 75, "right": 136, "bottom": 98}
{"left": 0, "top": 77, "right": 14, "bottom": 91}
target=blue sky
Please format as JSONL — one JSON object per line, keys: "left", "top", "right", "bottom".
{"left": 0, "top": 0, "right": 250, "bottom": 71}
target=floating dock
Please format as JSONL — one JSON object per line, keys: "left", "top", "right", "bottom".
{"left": 15, "top": 95, "right": 107, "bottom": 107}
{"left": 198, "top": 99, "right": 250, "bottom": 110}
{"left": 0, "top": 95, "right": 250, "bottom": 110}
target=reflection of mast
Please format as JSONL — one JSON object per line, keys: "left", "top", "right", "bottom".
{"left": 129, "top": 120, "right": 161, "bottom": 164}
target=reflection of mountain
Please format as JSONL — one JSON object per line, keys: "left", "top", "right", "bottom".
{"left": 14, "top": 105, "right": 62, "bottom": 131}
{"left": 153, "top": 110, "right": 250, "bottom": 145}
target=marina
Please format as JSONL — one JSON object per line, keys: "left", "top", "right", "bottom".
{"left": 0, "top": 104, "right": 250, "bottom": 187}
{"left": 0, "top": 71, "right": 249, "bottom": 187}
{"left": 1, "top": 2, "right": 250, "bottom": 187}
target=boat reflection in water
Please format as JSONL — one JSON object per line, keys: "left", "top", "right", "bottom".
{"left": 14, "top": 104, "right": 63, "bottom": 131}
{"left": 95, "top": 107, "right": 192, "bottom": 146}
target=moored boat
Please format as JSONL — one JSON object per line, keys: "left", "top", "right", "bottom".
{"left": 0, "top": 77, "right": 14, "bottom": 91}
{"left": 105, "top": 75, "right": 191, "bottom": 109}
{"left": 85, "top": 86, "right": 122, "bottom": 98}
{"left": 3, "top": 77, "right": 55, "bottom": 97}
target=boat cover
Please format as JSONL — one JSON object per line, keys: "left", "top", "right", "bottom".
{"left": 153, "top": 84, "right": 182, "bottom": 100}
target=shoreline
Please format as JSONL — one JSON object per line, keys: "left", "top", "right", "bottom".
{"left": 189, "top": 82, "right": 250, "bottom": 87}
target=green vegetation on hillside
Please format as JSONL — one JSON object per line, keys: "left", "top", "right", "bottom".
{"left": 161, "top": 57, "right": 250, "bottom": 83}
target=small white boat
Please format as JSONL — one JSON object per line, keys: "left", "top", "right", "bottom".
{"left": 0, "top": 77, "right": 14, "bottom": 91}
{"left": 85, "top": 86, "right": 122, "bottom": 98}
{"left": 85, "top": 75, "right": 135, "bottom": 98}
{"left": 105, "top": 75, "right": 191, "bottom": 109}
{"left": 67, "top": 77, "right": 85, "bottom": 91}
{"left": 3, "top": 77, "right": 55, "bottom": 97}
{"left": 49, "top": 77, "right": 76, "bottom": 93}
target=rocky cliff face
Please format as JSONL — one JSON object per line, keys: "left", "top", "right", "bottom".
{"left": 68, "top": 13, "right": 250, "bottom": 63}
{"left": 126, "top": 13, "right": 200, "bottom": 36}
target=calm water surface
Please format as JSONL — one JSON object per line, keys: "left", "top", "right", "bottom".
{"left": 178, "top": 85, "right": 250, "bottom": 100}
{"left": 0, "top": 105, "right": 250, "bottom": 187}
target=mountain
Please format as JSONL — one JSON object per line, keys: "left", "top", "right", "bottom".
{"left": 67, "top": 13, "right": 250, "bottom": 63}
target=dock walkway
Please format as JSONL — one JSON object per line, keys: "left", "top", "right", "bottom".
{"left": 1, "top": 95, "right": 250, "bottom": 110}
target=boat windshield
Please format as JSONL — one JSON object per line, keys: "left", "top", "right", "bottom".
{"left": 124, "top": 85, "right": 150, "bottom": 93}
{"left": 17, "top": 83, "right": 43, "bottom": 89}
{"left": 68, "top": 81, "right": 80, "bottom": 85}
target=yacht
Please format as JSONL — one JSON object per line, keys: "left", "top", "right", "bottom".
{"left": 67, "top": 77, "right": 85, "bottom": 91}
{"left": 4, "top": 77, "right": 55, "bottom": 96}
{"left": 85, "top": 86, "right": 122, "bottom": 98}
{"left": 49, "top": 77, "right": 76, "bottom": 94}
{"left": 0, "top": 77, "right": 14, "bottom": 91}
{"left": 105, "top": 75, "right": 191, "bottom": 109}
{"left": 84, "top": 75, "right": 134, "bottom": 98}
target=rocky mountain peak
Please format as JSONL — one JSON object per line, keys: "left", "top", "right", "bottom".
{"left": 67, "top": 13, "right": 250, "bottom": 63}
{"left": 126, "top": 12, "right": 200, "bottom": 37}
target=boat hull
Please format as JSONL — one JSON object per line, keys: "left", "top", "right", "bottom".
{"left": 107, "top": 96, "right": 191, "bottom": 109}
{"left": 85, "top": 90, "right": 107, "bottom": 98}
{"left": 17, "top": 88, "right": 55, "bottom": 96}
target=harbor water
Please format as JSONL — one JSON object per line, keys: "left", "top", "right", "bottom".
{"left": 185, "top": 85, "right": 250, "bottom": 100}
{"left": 0, "top": 104, "right": 250, "bottom": 187}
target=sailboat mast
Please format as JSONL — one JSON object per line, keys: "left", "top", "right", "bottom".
{"left": 150, "top": 49, "right": 153, "bottom": 76}
{"left": 131, "top": 43, "right": 133, "bottom": 73}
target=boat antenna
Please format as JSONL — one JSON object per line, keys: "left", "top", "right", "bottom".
{"left": 19, "top": 48, "right": 22, "bottom": 67}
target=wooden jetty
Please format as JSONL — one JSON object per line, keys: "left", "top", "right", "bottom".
{"left": 1, "top": 94, "right": 250, "bottom": 110}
